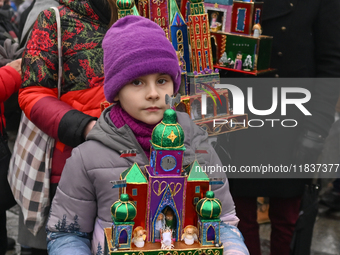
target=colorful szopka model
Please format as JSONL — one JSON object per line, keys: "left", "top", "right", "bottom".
{"left": 104, "top": 109, "right": 225, "bottom": 255}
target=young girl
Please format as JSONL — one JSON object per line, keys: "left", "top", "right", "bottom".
{"left": 46, "top": 16, "right": 249, "bottom": 255}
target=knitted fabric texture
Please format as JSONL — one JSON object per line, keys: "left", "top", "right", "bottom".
{"left": 103, "top": 15, "right": 181, "bottom": 103}
{"left": 109, "top": 104, "right": 156, "bottom": 158}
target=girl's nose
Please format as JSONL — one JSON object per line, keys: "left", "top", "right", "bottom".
{"left": 146, "top": 84, "right": 160, "bottom": 100}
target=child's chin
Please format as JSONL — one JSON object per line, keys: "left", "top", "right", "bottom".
{"left": 146, "top": 119, "right": 162, "bottom": 125}
{"left": 144, "top": 116, "right": 163, "bottom": 125}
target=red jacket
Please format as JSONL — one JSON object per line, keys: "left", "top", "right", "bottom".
{"left": 0, "top": 65, "right": 22, "bottom": 134}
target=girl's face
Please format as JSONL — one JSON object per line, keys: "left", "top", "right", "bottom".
{"left": 114, "top": 73, "right": 174, "bottom": 125}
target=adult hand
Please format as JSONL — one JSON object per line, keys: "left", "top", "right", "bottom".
{"left": 293, "top": 130, "right": 325, "bottom": 165}
{"left": 7, "top": 58, "right": 22, "bottom": 76}
{"left": 83, "top": 120, "right": 97, "bottom": 139}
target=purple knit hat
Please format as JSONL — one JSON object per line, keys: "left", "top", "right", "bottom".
{"left": 103, "top": 16, "right": 182, "bottom": 103}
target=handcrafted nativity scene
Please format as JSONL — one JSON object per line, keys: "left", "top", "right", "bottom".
{"left": 104, "top": 109, "right": 225, "bottom": 255}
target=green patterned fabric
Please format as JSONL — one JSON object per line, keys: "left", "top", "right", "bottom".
{"left": 196, "top": 191, "right": 222, "bottom": 219}
{"left": 22, "top": 1, "right": 107, "bottom": 92}
{"left": 151, "top": 109, "right": 186, "bottom": 151}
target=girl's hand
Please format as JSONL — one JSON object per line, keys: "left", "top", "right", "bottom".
{"left": 7, "top": 58, "right": 22, "bottom": 76}
{"left": 83, "top": 120, "right": 97, "bottom": 139}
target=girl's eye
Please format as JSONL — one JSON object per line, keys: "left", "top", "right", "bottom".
{"left": 158, "top": 79, "right": 167, "bottom": 84}
{"left": 131, "top": 80, "right": 142, "bottom": 86}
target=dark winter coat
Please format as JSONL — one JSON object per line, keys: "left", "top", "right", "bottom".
{"left": 222, "top": 0, "right": 340, "bottom": 197}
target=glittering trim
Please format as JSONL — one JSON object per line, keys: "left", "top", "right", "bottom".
{"left": 151, "top": 142, "right": 185, "bottom": 150}
{"left": 254, "top": 8, "right": 261, "bottom": 24}
{"left": 169, "top": 182, "right": 182, "bottom": 197}
{"left": 105, "top": 226, "right": 224, "bottom": 254}
{"left": 205, "top": 224, "right": 215, "bottom": 245}
{"left": 152, "top": 186, "right": 181, "bottom": 242}
{"left": 235, "top": 8, "right": 247, "bottom": 32}
{"left": 160, "top": 121, "right": 180, "bottom": 126}
{"left": 152, "top": 180, "right": 168, "bottom": 196}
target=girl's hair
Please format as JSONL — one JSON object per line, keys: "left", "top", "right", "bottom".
{"left": 107, "top": 0, "right": 119, "bottom": 27}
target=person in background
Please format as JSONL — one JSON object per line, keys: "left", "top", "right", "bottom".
{"left": 0, "top": 0, "right": 19, "bottom": 43}
{"left": 0, "top": 0, "right": 13, "bottom": 10}
{"left": 15, "top": 0, "right": 117, "bottom": 254}
{"left": 10, "top": 0, "right": 17, "bottom": 11}
{"left": 218, "top": 0, "right": 340, "bottom": 254}
{"left": 0, "top": 58, "right": 22, "bottom": 255}
{"left": 15, "top": 0, "right": 32, "bottom": 25}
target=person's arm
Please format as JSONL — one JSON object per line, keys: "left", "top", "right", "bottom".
{"left": 19, "top": 8, "right": 97, "bottom": 147}
{"left": 220, "top": 222, "right": 249, "bottom": 255}
{"left": 0, "top": 60, "right": 22, "bottom": 103}
{"left": 304, "top": 0, "right": 340, "bottom": 136}
{"left": 46, "top": 146, "right": 97, "bottom": 254}
{"left": 293, "top": 0, "right": 340, "bottom": 165}
{"left": 47, "top": 231, "right": 92, "bottom": 255}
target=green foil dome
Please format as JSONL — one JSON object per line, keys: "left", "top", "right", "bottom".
{"left": 196, "top": 191, "right": 222, "bottom": 219}
{"left": 111, "top": 194, "right": 137, "bottom": 222}
{"left": 151, "top": 109, "right": 185, "bottom": 151}
{"left": 117, "top": 0, "right": 134, "bottom": 10}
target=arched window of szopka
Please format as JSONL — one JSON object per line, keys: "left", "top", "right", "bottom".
{"left": 177, "top": 30, "right": 183, "bottom": 43}
{"left": 157, "top": 7, "right": 161, "bottom": 16}
{"left": 195, "top": 24, "right": 200, "bottom": 34}
{"left": 178, "top": 44, "right": 184, "bottom": 55}
{"left": 203, "top": 23, "right": 207, "bottom": 34}
{"left": 204, "top": 38, "right": 208, "bottom": 48}
{"left": 198, "top": 54, "right": 203, "bottom": 70}
{"left": 197, "top": 39, "right": 201, "bottom": 49}
{"left": 205, "top": 50, "right": 210, "bottom": 67}
{"left": 162, "top": 17, "right": 165, "bottom": 26}
{"left": 158, "top": 18, "right": 161, "bottom": 26}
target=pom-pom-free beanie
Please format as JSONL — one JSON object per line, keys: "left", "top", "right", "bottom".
{"left": 103, "top": 15, "right": 182, "bottom": 103}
